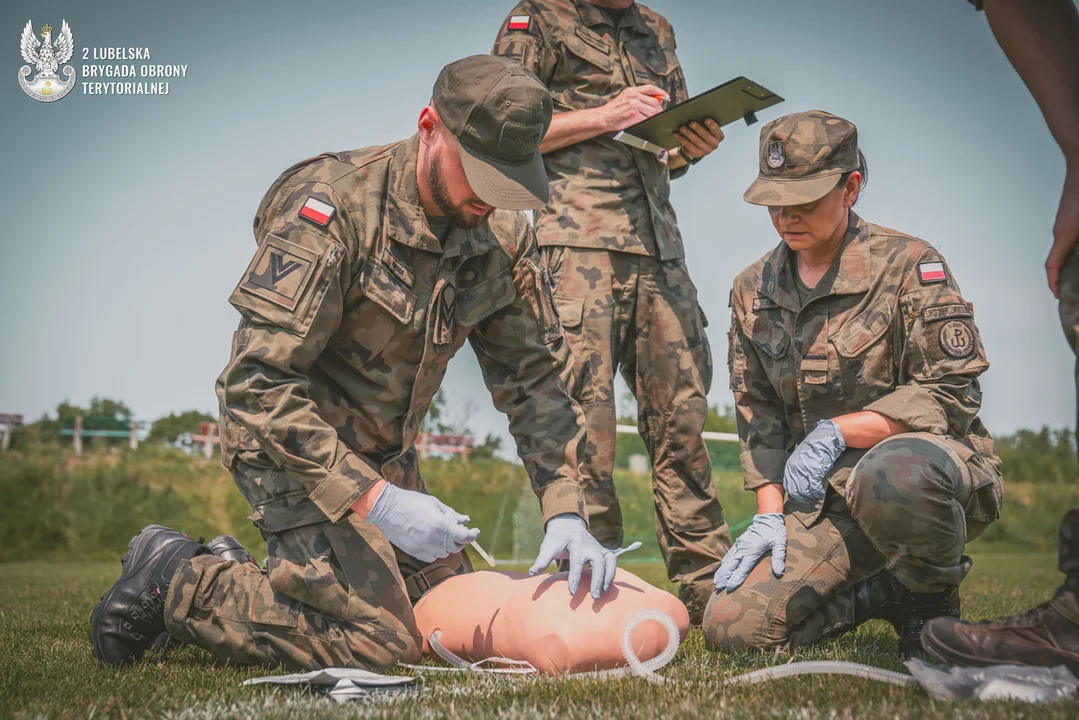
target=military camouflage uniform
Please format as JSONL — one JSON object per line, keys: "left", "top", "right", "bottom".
{"left": 165, "top": 136, "right": 588, "bottom": 671}
{"left": 492, "top": 0, "right": 731, "bottom": 618}
{"left": 702, "top": 212, "right": 1005, "bottom": 649}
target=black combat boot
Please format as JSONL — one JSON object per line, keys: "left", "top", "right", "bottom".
{"left": 89, "top": 525, "right": 210, "bottom": 666}
{"left": 151, "top": 533, "right": 259, "bottom": 657}
{"left": 206, "top": 534, "right": 258, "bottom": 566}
{"left": 851, "top": 570, "right": 961, "bottom": 660}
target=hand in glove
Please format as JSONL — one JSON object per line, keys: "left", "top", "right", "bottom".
{"left": 783, "top": 419, "right": 846, "bottom": 503}
{"left": 366, "top": 483, "right": 479, "bottom": 564}
{"left": 712, "top": 513, "right": 786, "bottom": 593}
{"left": 529, "top": 514, "right": 617, "bottom": 599}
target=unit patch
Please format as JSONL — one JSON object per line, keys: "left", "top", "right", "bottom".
{"left": 240, "top": 234, "right": 318, "bottom": 311}
{"left": 918, "top": 261, "right": 947, "bottom": 284}
{"left": 433, "top": 284, "right": 457, "bottom": 348}
{"left": 921, "top": 303, "right": 972, "bottom": 323}
{"left": 938, "top": 320, "right": 976, "bottom": 359}
{"left": 299, "top": 196, "right": 335, "bottom": 227}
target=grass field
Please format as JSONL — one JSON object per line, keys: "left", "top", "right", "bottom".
{"left": 3, "top": 448, "right": 1079, "bottom": 717}
{"left": 2, "top": 553, "right": 1077, "bottom": 719}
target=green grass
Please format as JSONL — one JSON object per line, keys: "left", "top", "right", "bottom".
{"left": 4, "top": 448, "right": 1074, "bottom": 565}
{"left": 1, "top": 554, "right": 1076, "bottom": 719}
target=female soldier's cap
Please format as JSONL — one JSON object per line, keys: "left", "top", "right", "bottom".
{"left": 744, "top": 110, "right": 859, "bottom": 207}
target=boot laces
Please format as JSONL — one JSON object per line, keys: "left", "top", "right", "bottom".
{"left": 127, "top": 583, "right": 167, "bottom": 639}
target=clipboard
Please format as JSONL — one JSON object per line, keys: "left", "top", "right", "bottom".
{"left": 614, "top": 76, "right": 784, "bottom": 156}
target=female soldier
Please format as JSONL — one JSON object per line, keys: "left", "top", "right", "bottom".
{"left": 701, "top": 110, "right": 1004, "bottom": 659}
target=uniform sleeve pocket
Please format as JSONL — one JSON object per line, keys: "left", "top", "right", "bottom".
{"left": 553, "top": 295, "right": 584, "bottom": 328}
{"left": 833, "top": 296, "right": 894, "bottom": 358}
{"left": 457, "top": 269, "right": 516, "bottom": 327}
{"left": 742, "top": 311, "right": 790, "bottom": 359}
{"left": 229, "top": 233, "right": 343, "bottom": 337}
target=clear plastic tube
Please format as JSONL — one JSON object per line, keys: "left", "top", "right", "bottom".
{"left": 724, "top": 660, "right": 920, "bottom": 688}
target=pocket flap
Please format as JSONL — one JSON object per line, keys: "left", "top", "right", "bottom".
{"left": 642, "top": 50, "right": 677, "bottom": 77}
{"left": 553, "top": 295, "right": 584, "bottom": 328}
{"left": 564, "top": 32, "right": 614, "bottom": 72}
{"left": 742, "top": 312, "right": 789, "bottom": 359}
{"left": 833, "top": 297, "right": 894, "bottom": 358}
{"left": 456, "top": 270, "right": 516, "bottom": 327}
{"left": 359, "top": 262, "right": 416, "bottom": 325}
{"left": 800, "top": 357, "right": 829, "bottom": 372}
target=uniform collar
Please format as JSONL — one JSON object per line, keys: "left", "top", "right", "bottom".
{"left": 758, "top": 211, "right": 870, "bottom": 312}
{"left": 383, "top": 135, "right": 499, "bottom": 260}
{"left": 573, "top": 0, "right": 647, "bottom": 36}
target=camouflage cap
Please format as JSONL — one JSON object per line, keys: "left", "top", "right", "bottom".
{"left": 432, "top": 55, "right": 552, "bottom": 211}
{"left": 744, "top": 110, "right": 859, "bottom": 207}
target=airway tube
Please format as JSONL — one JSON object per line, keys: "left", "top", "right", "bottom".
{"left": 724, "top": 660, "right": 921, "bottom": 688}
{"left": 619, "top": 609, "right": 682, "bottom": 680}
{"left": 422, "top": 616, "right": 922, "bottom": 689}
{"left": 571, "top": 609, "right": 682, "bottom": 683}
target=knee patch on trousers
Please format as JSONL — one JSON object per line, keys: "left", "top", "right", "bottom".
{"left": 847, "top": 435, "right": 969, "bottom": 588}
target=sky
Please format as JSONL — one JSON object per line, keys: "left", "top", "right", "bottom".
{"left": 1, "top": 0, "right": 1073, "bottom": 457}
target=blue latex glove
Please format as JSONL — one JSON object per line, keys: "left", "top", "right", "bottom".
{"left": 712, "top": 513, "right": 787, "bottom": 593}
{"left": 529, "top": 514, "right": 617, "bottom": 599}
{"left": 783, "top": 419, "right": 846, "bottom": 503}
{"left": 366, "top": 483, "right": 480, "bottom": 564}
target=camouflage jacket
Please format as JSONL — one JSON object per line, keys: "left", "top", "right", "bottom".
{"left": 216, "top": 136, "right": 587, "bottom": 533}
{"left": 728, "top": 212, "right": 1001, "bottom": 496}
{"left": 493, "top": 0, "right": 691, "bottom": 260}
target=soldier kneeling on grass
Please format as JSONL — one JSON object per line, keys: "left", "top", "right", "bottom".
{"left": 89, "top": 55, "right": 622, "bottom": 671}
{"left": 701, "top": 111, "right": 1005, "bottom": 660}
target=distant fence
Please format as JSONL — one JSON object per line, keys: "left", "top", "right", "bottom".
{"left": 416, "top": 433, "right": 473, "bottom": 462}
{"left": 59, "top": 416, "right": 150, "bottom": 455}
{"left": 0, "top": 413, "right": 22, "bottom": 452}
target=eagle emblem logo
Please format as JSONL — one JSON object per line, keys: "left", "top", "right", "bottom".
{"left": 19, "top": 19, "right": 76, "bottom": 103}
{"left": 766, "top": 140, "right": 785, "bottom": 169}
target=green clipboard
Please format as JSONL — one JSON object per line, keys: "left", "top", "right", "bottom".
{"left": 614, "top": 76, "right": 784, "bottom": 155}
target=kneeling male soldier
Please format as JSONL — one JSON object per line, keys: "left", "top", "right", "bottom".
{"left": 492, "top": 0, "right": 731, "bottom": 624}
{"left": 90, "top": 55, "right": 620, "bottom": 670}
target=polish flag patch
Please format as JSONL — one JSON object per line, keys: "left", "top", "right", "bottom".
{"left": 299, "top": 197, "right": 335, "bottom": 227}
{"left": 918, "top": 261, "right": 947, "bottom": 284}
{"left": 508, "top": 15, "right": 530, "bottom": 31}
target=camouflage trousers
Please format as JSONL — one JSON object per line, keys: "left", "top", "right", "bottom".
{"left": 1052, "top": 250, "right": 1079, "bottom": 624}
{"left": 541, "top": 246, "right": 732, "bottom": 619}
{"left": 702, "top": 432, "right": 1003, "bottom": 649}
{"left": 165, "top": 449, "right": 465, "bottom": 671}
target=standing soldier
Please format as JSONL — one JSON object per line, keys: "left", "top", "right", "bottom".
{"left": 921, "top": 0, "right": 1079, "bottom": 669}
{"left": 493, "top": 0, "right": 730, "bottom": 622}
{"left": 89, "top": 55, "right": 621, "bottom": 671}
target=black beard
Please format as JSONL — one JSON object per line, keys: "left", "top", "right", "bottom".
{"left": 428, "top": 153, "right": 487, "bottom": 231}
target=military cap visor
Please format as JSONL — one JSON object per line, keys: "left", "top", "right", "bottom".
{"left": 743, "top": 172, "right": 847, "bottom": 207}
{"left": 458, "top": 141, "right": 550, "bottom": 211}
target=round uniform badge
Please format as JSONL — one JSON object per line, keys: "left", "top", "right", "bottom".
{"left": 939, "top": 320, "right": 975, "bottom": 359}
